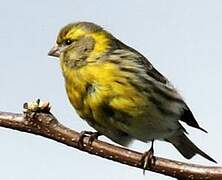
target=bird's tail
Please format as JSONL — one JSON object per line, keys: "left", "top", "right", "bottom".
{"left": 166, "top": 133, "right": 216, "bottom": 163}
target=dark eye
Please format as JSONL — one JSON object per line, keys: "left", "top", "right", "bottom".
{"left": 64, "top": 39, "right": 73, "bottom": 46}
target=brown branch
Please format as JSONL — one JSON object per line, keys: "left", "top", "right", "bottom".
{"left": 0, "top": 110, "right": 221, "bottom": 180}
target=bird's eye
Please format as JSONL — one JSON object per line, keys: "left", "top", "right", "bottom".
{"left": 64, "top": 39, "right": 73, "bottom": 46}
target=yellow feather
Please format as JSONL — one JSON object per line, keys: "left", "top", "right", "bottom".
{"left": 65, "top": 26, "right": 110, "bottom": 60}
{"left": 61, "top": 61, "right": 145, "bottom": 121}
{"left": 88, "top": 32, "right": 110, "bottom": 59}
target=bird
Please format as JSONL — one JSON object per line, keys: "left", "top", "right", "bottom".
{"left": 48, "top": 21, "right": 216, "bottom": 164}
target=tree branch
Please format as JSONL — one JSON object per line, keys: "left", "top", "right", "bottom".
{"left": 0, "top": 108, "right": 221, "bottom": 180}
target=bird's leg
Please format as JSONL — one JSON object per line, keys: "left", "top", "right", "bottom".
{"left": 87, "top": 131, "right": 101, "bottom": 145}
{"left": 140, "top": 140, "right": 156, "bottom": 174}
{"left": 77, "top": 131, "right": 101, "bottom": 148}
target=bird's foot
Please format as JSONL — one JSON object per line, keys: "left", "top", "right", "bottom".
{"left": 140, "top": 140, "right": 156, "bottom": 174}
{"left": 77, "top": 131, "right": 101, "bottom": 148}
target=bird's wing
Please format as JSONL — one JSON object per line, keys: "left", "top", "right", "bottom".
{"left": 113, "top": 39, "right": 169, "bottom": 84}
{"left": 109, "top": 41, "right": 206, "bottom": 132}
{"left": 139, "top": 56, "right": 168, "bottom": 84}
{"left": 135, "top": 50, "right": 207, "bottom": 132}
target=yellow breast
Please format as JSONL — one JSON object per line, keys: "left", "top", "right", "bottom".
{"left": 61, "top": 61, "right": 146, "bottom": 122}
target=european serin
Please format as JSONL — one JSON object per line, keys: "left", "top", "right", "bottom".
{"left": 48, "top": 22, "right": 216, "bottom": 163}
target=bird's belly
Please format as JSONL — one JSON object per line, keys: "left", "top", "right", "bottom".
{"left": 127, "top": 115, "right": 180, "bottom": 142}
{"left": 66, "top": 83, "right": 181, "bottom": 143}
{"left": 106, "top": 96, "right": 184, "bottom": 142}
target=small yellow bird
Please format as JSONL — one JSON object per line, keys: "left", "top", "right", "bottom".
{"left": 48, "top": 22, "right": 216, "bottom": 163}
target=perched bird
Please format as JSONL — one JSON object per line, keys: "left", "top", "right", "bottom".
{"left": 48, "top": 22, "right": 216, "bottom": 163}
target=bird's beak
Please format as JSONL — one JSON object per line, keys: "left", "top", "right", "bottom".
{"left": 48, "top": 45, "right": 60, "bottom": 57}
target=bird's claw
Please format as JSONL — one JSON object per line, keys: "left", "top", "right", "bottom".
{"left": 77, "top": 131, "right": 101, "bottom": 148}
{"left": 140, "top": 140, "right": 156, "bottom": 174}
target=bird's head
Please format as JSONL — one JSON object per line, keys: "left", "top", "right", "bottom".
{"left": 48, "top": 22, "right": 113, "bottom": 67}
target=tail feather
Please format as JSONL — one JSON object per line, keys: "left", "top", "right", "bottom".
{"left": 166, "top": 133, "right": 217, "bottom": 163}
{"left": 181, "top": 106, "right": 208, "bottom": 133}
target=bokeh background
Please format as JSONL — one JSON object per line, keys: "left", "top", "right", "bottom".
{"left": 0, "top": 1, "right": 221, "bottom": 179}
